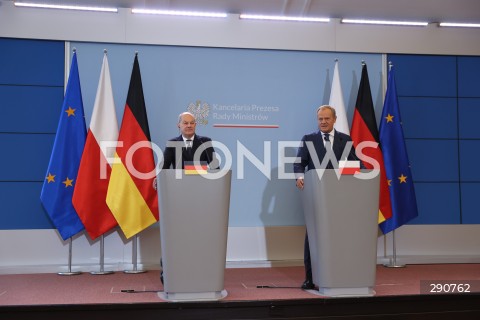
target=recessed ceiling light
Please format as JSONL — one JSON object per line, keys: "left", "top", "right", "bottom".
{"left": 240, "top": 14, "right": 330, "bottom": 23}
{"left": 439, "top": 22, "right": 480, "bottom": 28}
{"left": 341, "top": 19, "right": 428, "bottom": 27}
{"left": 14, "top": 1, "right": 118, "bottom": 13}
{"left": 131, "top": 8, "right": 227, "bottom": 18}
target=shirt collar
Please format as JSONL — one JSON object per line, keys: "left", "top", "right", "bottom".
{"left": 320, "top": 130, "right": 334, "bottom": 137}
{"left": 182, "top": 135, "right": 195, "bottom": 142}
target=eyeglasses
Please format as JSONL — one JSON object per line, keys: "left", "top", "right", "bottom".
{"left": 181, "top": 121, "right": 196, "bottom": 126}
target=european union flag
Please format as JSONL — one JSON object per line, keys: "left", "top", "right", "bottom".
{"left": 379, "top": 66, "right": 418, "bottom": 234}
{"left": 40, "top": 52, "right": 86, "bottom": 240}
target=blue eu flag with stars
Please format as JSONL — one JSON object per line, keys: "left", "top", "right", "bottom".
{"left": 40, "top": 52, "right": 86, "bottom": 240}
{"left": 379, "top": 66, "right": 418, "bottom": 234}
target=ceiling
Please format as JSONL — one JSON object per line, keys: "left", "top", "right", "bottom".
{"left": 4, "top": 0, "right": 480, "bottom": 23}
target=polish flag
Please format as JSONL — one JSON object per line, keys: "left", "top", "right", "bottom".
{"left": 329, "top": 60, "right": 349, "bottom": 134}
{"left": 73, "top": 53, "right": 119, "bottom": 240}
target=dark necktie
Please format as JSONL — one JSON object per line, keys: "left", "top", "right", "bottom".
{"left": 324, "top": 133, "right": 332, "bottom": 152}
{"left": 324, "top": 133, "right": 333, "bottom": 168}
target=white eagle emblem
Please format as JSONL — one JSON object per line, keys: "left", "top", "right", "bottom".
{"left": 187, "top": 100, "right": 210, "bottom": 125}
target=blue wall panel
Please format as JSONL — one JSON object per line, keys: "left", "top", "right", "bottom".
{"left": 458, "top": 56, "right": 480, "bottom": 98}
{"left": 0, "top": 182, "right": 54, "bottom": 229}
{"left": 391, "top": 54, "right": 480, "bottom": 226}
{"left": 406, "top": 139, "right": 459, "bottom": 182}
{"left": 0, "top": 38, "right": 64, "bottom": 231}
{"left": 410, "top": 183, "right": 461, "bottom": 224}
{"left": 0, "top": 86, "right": 63, "bottom": 133}
{"left": 0, "top": 38, "right": 64, "bottom": 86}
{"left": 388, "top": 55, "right": 457, "bottom": 97}
{"left": 459, "top": 140, "right": 480, "bottom": 181}
{"left": 0, "top": 134, "right": 54, "bottom": 181}
{"left": 400, "top": 97, "right": 457, "bottom": 139}
{"left": 458, "top": 98, "right": 480, "bottom": 139}
{"left": 461, "top": 183, "right": 480, "bottom": 224}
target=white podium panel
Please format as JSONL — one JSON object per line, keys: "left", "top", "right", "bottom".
{"left": 302, "top": 170, "right": 380, "bottom": 297}
{"left": 158, "top": 170, "right": 231, "bottom": 302}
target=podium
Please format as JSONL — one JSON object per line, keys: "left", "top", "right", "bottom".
{"left": 302, "top": 169, "right": 380, "bottom": 297}
{"left": 157, "top": 170, "right": 231, "bottom": 302}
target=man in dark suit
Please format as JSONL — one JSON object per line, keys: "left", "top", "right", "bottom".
{"left": 294, "top": 105, "right": 362, "bottom": 290}
{"left": 160, "top": 111, "right": 217, "bottom": 284}
{"left": 162, "top": 111, "right": 218, "bottom": 169}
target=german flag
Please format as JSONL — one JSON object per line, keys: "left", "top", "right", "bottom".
{"left": 350, "top": 63, "right": 393, "bottom": 224}
{"left": 106, "top": 54, "right": 159, "bottom": 239}
{"left": 184, "top": 161, "right": 208, "bottom": 175}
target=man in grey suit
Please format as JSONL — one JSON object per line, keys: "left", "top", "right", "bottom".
{"left": 294, "top": 105, "right": 362, "bottom": 290}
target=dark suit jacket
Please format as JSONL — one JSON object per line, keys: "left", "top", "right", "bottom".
{"left": 293, "top": 129, "right": 362, "bottom": 174}
{"left": 162, "top": 134, "right": 217, "bottom": 169}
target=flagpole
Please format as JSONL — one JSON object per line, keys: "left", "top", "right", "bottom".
{"left": 58, "top": 237, "right": 81, "bottom": 276}
{"left": 382, "top": 61, "right": 406, "bottom": 268}
{"left": 91, "top": 235, "right": 114, "bottom": 275}
{"left": 40, "top": 47, "right": 87, "bottom": 272}
{"left": 124, "top": 234, "right": 146, "bottom": 274}
{"left": 383, "top": 230, "right": 406, "bottom": 268}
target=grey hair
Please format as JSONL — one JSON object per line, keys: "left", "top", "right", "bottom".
{"left": 178, "top": 111, "right": 196, "bottom": 123}
{"left": 316, "top": 105, "right": 336, "bottom": 118}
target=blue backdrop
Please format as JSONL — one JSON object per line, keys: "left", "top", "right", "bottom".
{"left": 9, "top": 38, "right": 479, "bottom": 230}
{"left": 72, "top": 42, "right": 383, "bottom": 227}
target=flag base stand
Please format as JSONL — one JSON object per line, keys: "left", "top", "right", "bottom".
{"left": 124, "top": 269, "right": 146, "bottom": 274}
{"left": 91, "top": 270, "right": 114, "bottom": 275}
{"left": 124, "top": 235, "right": 146, "bottom": 274}
{"left": 58, "top": 271, "right": 82, "bottom": 276}
{"left": 57, "top": 238, "right": 82, "bottom": 276}
{"left": 383, "top": 262, "right": 406, "bottom": 268}
{"left": 91, "top": 235, "right": 114, "bottom": 275}
{"left": 383, "top": 230, "right": 406, "bottom": 268}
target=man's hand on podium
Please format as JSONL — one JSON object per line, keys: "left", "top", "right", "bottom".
{"left": 296, "top": 178, "right": 304, "bottom": 190}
